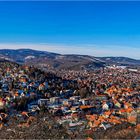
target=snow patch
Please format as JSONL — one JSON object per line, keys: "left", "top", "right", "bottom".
{"left": 25, "top": 56, "right": 35, "bottom": 60}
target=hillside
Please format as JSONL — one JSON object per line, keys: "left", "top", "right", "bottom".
{"left": 0, "top": 49, "right": 139, "bottom": 70}
{"left": 99, "top": 57, "right": 140, "bottom": 66}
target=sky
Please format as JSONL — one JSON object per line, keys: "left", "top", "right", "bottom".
{"left": 0, "top": 1, "right": 140, "bottom": 59}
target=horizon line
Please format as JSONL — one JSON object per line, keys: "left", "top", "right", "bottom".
{"left": 0, "top": 43, "right": 139, "bottom": 59}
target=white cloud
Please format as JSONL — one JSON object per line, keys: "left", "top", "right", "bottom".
{"left": 0, "top": 43, "right": 139, "bottom": 59}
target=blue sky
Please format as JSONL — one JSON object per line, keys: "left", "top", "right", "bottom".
{"left": 0, "top": 1, "right": 140, "bottom": 58}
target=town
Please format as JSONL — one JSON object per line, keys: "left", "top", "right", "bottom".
{"left": 0, "top": 60, "right": 139, "bottom": 139}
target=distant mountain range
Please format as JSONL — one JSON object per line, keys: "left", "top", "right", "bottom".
{"left": 0, "top": 49, "right": 139, "bottom": 70}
